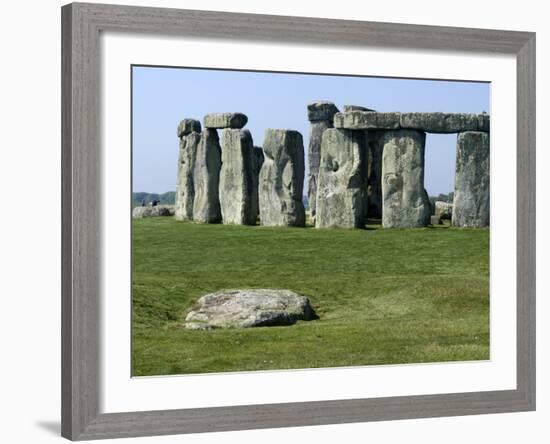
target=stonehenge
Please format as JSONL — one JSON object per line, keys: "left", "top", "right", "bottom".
{"left": 316, "top": 129, "right": 368, "bottom": 229}
{"left": 259, "top": 129, "right": 306, "bottom": 227}
{"left": 174, "top": 106, "right": 490, "bottom": 230}
{"left": 453, "top": 131, "right": 490, "bottom": 227}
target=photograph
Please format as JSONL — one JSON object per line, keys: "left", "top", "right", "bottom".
{"left": 131, "top": 66, "right": 491, "bottom": 377}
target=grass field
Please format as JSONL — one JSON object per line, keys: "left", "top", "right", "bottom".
{"left": 132, "top": 218, "right": 489, "bottom": 376}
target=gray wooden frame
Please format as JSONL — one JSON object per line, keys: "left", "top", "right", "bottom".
{"left": 61, "top": 2, "right": 536, "bottom": 440}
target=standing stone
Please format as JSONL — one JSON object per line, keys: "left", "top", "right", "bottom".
{"left": 192, "top": 129, "right": 222, "bottom": 223}
{"left": 435, "top": 201, "right": 453, "bottom": 220}
{"left": 452, "top": 131, "right": 490, "bottom": 227}
{"left": 367, "top": 131, "right": 384, "bottom": 219}
{"left": 219, "top": 129, "right": 258, "bottom": 225}
{"left": 259, "top": 129, "right": 305, "bottom": 227}
{"left": 175, "top": 120, "right": 201, "bottom": 221}
{"left": 381, "top": 130, "right": 431, "bottom": 228}
{"left": 252, "top": 146, "right": 264, "bottom": 223}
{"left": 316, "top": 129, "right": 368, "bottom": 229}
{"left": 307, "top": 101, "right": 339, "bottom": 221}
{"left": 307, "top": 101, "right": 339, "bottom": 122}
{"left": 177, "top": 119, "right": 202, "bottom": 137}
{"left": 253, "top": 146, "right": 265, "bottom": 176}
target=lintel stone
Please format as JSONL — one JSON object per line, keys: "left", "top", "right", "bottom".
{"left": 333, "top": 111, "right": 401, "bottom": 130}
{"left": 342, "top": 105, "right": 377, "bottom": 112}
{"left": 204, "top": 112, "right": 248, "bottom": 129}
{"left": 400, "top": 112, "right": 489, "bottom": 133}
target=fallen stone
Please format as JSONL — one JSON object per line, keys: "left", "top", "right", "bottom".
{"left": 400, "top": 112, "right": 490, "bottom": 133}
{"left": 204, "top": 112, "right": 248, "bottom": 129}
{"left": 175, "top": 131, "right": 201, "bottom": 221}
{"left": 316, "top": 128, "right": 368, "bottom": 229}
{"left": 381, "top": 130, "right": 431, "bottom": 228}
{"left": 259, "top": 129, "right": 305, "bottom": 227}
{"left": 307, "top": 120, "right": 332, "bottom": 219}
{"left": 452, "top": 131, "right": 490, "bottom": 227}
{"left": 430, "top": 215, "right": 442, "bottom": 225}
{"left": 333, "top": 111, "right": 401, "bottom": 130}
{"left": 185, "top": 289, "right": 316, "bottom": 329}
{"left": 132, "top": 205, "right": 175, "bottom": 218}
{"left": 177, "top": 118, "right": 202, "bottom": 138}
{"left": 343, "top": 105, "right": 376, "bottom": 112}
{"left": 193, "top": 129, "right": 222, "bottom": 223}
{"left": 219, "top": 129, "right": 258, "bottom": 225}
{"left": 435, "top": 201, "right": 453, "bottom": 220}
{"left": 307, "top": 101, "right": 339, "bottom": 122}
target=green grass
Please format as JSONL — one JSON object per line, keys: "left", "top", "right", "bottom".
{"left": 132, "top": 218, "right": 489, "bottom": 376}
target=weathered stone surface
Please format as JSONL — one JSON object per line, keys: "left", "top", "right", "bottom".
{"left": 381, "top": 130, "right": 431, "bottom": 228}
{"left": 333, "top": 111, "right": 490, "bottom": 133}
{"left": 307, "top": 101, "right": 339, "bottom": 122}
{"left": 204, "top": 112, "right": 248, "bottom": 129}
{"left": 177, "top": 118, "right": 201, "bottom": 137}
{"left": 193, "top": 129, "right": 222, "bottom": 223}
{"left": 308, "top": 120, "right": 332, "bottom": 219}
{"left": 316, "top": 129, "right": 368, "bottom": 229}
{"left": 367, "top": 131, "right": 383, "bottom": 219}
{"left": 334, "top": 111, "right": 401, "bottom": 130}
{"left": 343, "top": 105, "right": 376, "bottom": 112}
{"left": 430, "top": 215, "right": 442, "bottom": 225}
{"left": 219, "top": 129, "right": 258, "bottom": 225}
{"left": 253, "top": 146, "right": 265, "bottom": 176}
{"left": 400, "top": 112, "right": 490, "bottom": 133}
{"left": 259, "top": 129, "right": 305, "bottom": 227}
{"left": 175, "top": 131, "right": 201, "bottom": 221}
{"left": 132, "top": 205, "right": 175, "bottom": 218}
{"left": 452, "top": 131, "right": 490, "bottom": 227}
{"left": 435, "top": 201, "right": 453, "bottom": 220}
{"left": 185, "top": 289, "right": 316, "bottom": 329}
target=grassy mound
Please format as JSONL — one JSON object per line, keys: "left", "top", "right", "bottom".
{"left": 132, "top": 218, "right": 489, "bottom": 376}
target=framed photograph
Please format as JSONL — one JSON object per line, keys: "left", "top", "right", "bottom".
{"left": 61, "top": 2, "right": 536, "bottom": 440}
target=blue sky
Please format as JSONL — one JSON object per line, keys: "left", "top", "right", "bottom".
{"left": 132, "top": 66, "right": 489, "bottom": 195}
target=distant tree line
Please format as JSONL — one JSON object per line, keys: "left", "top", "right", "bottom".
{"left": 134, "top": 191, "right": 310, "bottom": 209}
{"left": 132, "top": 191, "right": 176, "bottom": 207}
{"left": 133, "top": 191, "right": 450, "bottom": 213}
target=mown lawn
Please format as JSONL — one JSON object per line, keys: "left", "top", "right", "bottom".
{"left": 132, "top": 218, "right": 489, "bottom": 376}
